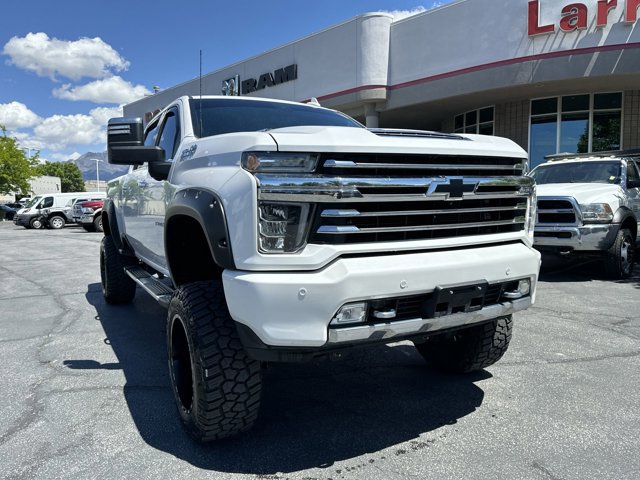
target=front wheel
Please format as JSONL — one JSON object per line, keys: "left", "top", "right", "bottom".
{"left": 604, "top": 228, "right": 635, "bottom": 279}
{"left": 167, "top": 281, "right": 262, "bottom": 442}
{"left": 29, "top": 217, "right": 44, "bottom": 229}
{"left": 94, "top": 215, "right": 104, "bottom": 233}
{"left": 415, "top": 316, "right": 513, "bottom": 373}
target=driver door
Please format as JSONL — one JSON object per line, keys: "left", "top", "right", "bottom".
{"left": 123, "top": 107, "right": 181, "bottom": 270}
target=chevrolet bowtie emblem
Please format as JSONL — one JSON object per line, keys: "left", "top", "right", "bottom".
{"left": 427, "top": 178, "right": 477, "bottom": 199}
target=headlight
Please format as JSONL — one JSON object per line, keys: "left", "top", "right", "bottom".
{"left": 81, "top": 207, "right": 95, "bottom": 214}
{"left": 258, "top": 202, "right": 314, "bottom": 253}
{"left": 242, "top": 152, "right": 318, "bottom": 173}
{"left": 580, "top": 203, "right": 613, "bottom": 223}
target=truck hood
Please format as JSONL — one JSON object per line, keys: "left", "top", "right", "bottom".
{"left": 267, "top": 126, "right": 527, "bottom": 158}
{"left": 536, "top": 183, "right": 626, "bottom": 206}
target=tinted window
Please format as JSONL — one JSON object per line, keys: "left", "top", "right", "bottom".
{"left": 189, "top": 99, "right": 361, "bottom": 138}
{"left": 41, "top": 197, "right": 54, "bottom": 208}
{"left": 157, "top": 110, "right": 180, "bottom": 159}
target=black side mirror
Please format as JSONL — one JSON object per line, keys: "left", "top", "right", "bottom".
{"left": 107, "top": 118, "right": 165, "bottom": 166}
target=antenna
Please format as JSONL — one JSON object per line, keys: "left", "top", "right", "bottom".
{"left": 199, "top": 50, "right": 203, "bottom": 137}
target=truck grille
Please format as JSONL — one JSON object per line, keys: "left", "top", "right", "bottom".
{"left": 257, "top": 152, "right": 531, "bottom": 246}
{"left": 537, "top": 199, "right": 577, "bottom": 224}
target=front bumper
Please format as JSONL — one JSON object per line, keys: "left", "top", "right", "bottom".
{"left": 222, "top": 242, "right": 541, "bottom": 354}
{"left": 534, "top": 223, "right": 618, "bottom": 251}
{"left": 14, "top": 213, "right": 36, "bottom": 227}
{"left": 79, "top": 214, "right": 94, "bottom": 224}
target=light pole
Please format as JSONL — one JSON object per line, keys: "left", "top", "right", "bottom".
{"left": 94, "top": 158, "right": 104, "bottom": 192}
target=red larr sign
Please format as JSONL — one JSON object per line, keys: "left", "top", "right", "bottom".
{"left": 528, "top": 0, "right": 640, "bottom": 35}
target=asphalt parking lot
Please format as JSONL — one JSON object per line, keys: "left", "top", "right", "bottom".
{"left": 0, "top": 221, "right": 639, "bottom": 480}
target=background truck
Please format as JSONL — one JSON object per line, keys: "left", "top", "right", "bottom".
{"left": 73, "top": 199, "right": 105, "bottom": 232}
{"left": 102, "top": 95, "right": 540, "bottom": 441}
{"left": 531, "top": 151, "right": 640, "bottom": 278}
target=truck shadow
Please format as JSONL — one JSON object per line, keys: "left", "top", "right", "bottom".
{"left": 78, "top": 283, "right": 488, "bottom": 474}
{"left": 539, "top": 253, "right": 640, "bottom": 287}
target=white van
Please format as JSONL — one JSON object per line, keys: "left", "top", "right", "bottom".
{"left": 14, "top": 192, "right": 106, "bottom": 229}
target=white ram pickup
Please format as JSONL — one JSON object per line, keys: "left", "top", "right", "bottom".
{"left": 102, "top": 95, "right": 540, "bottom": 441}
{"left": 531, "top": 152, "right": 640, "bottom": 278}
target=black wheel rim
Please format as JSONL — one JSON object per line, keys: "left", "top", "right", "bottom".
{"left": 170, "top": 316, "right": 194, "bottom": 413}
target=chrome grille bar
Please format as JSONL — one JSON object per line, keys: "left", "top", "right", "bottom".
{"left": 317, "top": 218, "right": 525, "bottom": 235}
{"left": 321, "top": 203, "right": 527, "bottom": 218}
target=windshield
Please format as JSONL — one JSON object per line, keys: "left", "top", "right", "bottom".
{"left": 25, "top": 196, "right": 41, "bottom": 208}
{"left": 189, "top": 99, "right": 362, "bottom": 138}
{"left": 531, "top": 161, "right": 622, "bottom": 185}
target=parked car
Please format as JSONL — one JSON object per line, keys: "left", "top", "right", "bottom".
{"left": 74, "top": 199, "right": 105, "bottom": 232}
{"left": 531, "top": 150, "right": 640, "bottom": 278}
{"left": 0, "top": 204, "right": 19, "bottom": 221}
{"left": 14, "top": 192, "right": 106, "bottom": 229}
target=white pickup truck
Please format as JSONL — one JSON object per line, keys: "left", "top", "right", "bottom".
{"left": 102, "top": 95, "right": 540, "bottom": 441}
{"left": 531, "top": 152, "right": 640, "bottom": 278}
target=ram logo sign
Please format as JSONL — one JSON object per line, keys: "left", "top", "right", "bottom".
{"left": 241, "top": 64, "right": 298, "bottom": 95}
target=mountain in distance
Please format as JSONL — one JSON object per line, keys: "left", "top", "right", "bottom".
{"left": 67, "top": 152, "right": 129, "bottom": 182}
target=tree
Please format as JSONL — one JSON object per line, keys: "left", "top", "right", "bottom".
{"left": 35, "top": 161, "right": 86, "bottom": 192}
{"left": 0, "top": 125, "right": 39, "bottom": 196}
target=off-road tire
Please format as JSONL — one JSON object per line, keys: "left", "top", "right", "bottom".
{"left": 167, "top": 281, "right": 262, "bottom": 442}
{"left": 29, "top": 217, "right": 43, "bottom": 229}
{"left": 100, "top": 235, "right": 136, "bottom": 304}
{"left": 415, "top": 315, "right": 513, "bottom": 373}
{"left": 604, "top": 228, "right": 634, "bottom": 279}
{"left": 48, "top": 215, "right": 66, "bottom": 230}
{"left": 94, "top": 215, "right": 104, "bottom": 233}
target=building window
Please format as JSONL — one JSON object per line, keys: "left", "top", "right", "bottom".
{"left": 529, "top": 93, "right": 622, "bottom": 168}
{"left": 454, "top": 106, "right": 494, "bottom": 135}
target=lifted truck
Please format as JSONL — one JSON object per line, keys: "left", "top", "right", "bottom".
{"left": 102, "top": 95, "right": 541, "bottom": 441}
{"left": 531, "top": 150, "right": 640, "bottom": 278}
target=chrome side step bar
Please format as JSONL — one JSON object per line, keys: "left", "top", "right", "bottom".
{"left": 124, "top": 266, "right": 174, "bottom": 308}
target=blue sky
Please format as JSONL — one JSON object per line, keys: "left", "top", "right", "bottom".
{"left": 0, "top": 0, "right": 449, "bottom": 162}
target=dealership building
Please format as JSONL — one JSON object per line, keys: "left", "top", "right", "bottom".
{"left": 124, "top": 0, "right": 640, "bottom": 168}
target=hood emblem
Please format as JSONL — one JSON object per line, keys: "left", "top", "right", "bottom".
{"left": 427, "top": 178, "right": 477, "bottom": 200}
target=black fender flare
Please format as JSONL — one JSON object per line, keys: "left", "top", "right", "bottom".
{"left": 165, "top": 188, "right": 235, "bottom": 271}
{"left": 102, "top": 199, "right": 132, "bottom": 254}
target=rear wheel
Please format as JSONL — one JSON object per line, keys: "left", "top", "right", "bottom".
{"left": 48, "top": 215, "right": 66, "bottom": 229}
{"left": 167, "top": 281, "right": 262, "bottom": 442}
{"left": 604, "top": 228, "right": 635, "bottom": 279}
{"left": 415, "top": 316, "right": 513, "bottom": 373}
{"left": 100, "top": 235, "right": 136, "bottom": 304}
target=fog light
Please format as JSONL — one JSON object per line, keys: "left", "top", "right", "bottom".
{"left": 331, "top": 302, "right": 368, "bottom": 325}
{"left": 502, "top": 279, "right": 531, "bottom": 300}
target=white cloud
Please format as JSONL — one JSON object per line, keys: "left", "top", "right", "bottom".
{"left": 32, "top": 106, "right": 122, "bottom": 151}
{"left": 0, "top": 101, "right": 42, "bottom": 129}
{"left": 378, "top": 6, "right": 428, "bottom": 21}
{"left": 2, "top": 32, "right": 129, "bottom": 81}
{"left": 50, "top": 151, "right": 81, "bottom": 162}
{"left": 53, "top": 76, "right": 150, "bottom": 104}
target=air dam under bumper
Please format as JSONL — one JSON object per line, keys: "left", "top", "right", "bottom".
{"left": 222, "top": 242, "right": 541, "bottom": 349}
